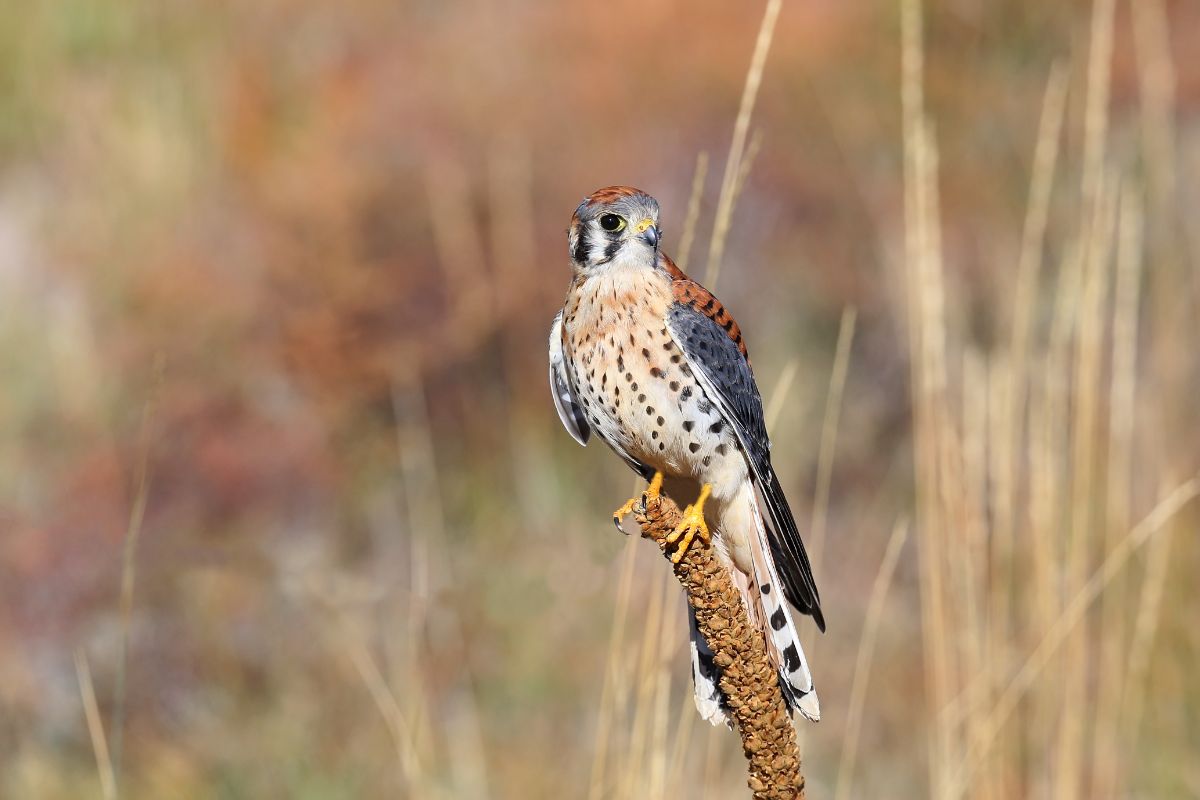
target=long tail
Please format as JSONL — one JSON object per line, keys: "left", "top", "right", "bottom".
{"left": 688, "top": 485, "right": 820, "bottom": 724}
{"left": 688, "top": 606, "right": 729, "bottom": 725}
{"left": 747, "top": 487, "right": 820, "bottom": 721}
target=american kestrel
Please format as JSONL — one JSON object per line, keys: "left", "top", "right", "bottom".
{"left": 549, "top": 186, "right": 822, "bottom": 723}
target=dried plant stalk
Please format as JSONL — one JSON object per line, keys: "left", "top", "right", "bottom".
{"left": 634, "top": 491, "right": 805, "bottom": 800}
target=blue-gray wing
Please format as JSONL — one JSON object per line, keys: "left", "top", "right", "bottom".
{"left": 549, "top": 311, "right": 590, "bottom": 447}
{"left": 667, "top": 300, "right": 825, "bottom": 631}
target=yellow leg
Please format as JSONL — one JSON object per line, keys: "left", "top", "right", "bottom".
{"left": 665, "top": 483, "right": 712, "bottom": 563}
{"left": 612, "top": 471, "right": 664, "bottom": 530}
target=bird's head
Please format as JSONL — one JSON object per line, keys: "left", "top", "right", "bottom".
{"left": 568, "top": 186, "right": 662, "bottom": 275}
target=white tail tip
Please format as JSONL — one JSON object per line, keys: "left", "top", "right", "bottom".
{"left": 797, "top": 690, "right": 821, "bottom": 722}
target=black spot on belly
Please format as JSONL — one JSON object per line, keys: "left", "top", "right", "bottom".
{"left": 645, "top": 406, "right": 654, "bottom": 415}
{"left": 716, "top": 443, "right": 728, "bottom": 456}
{"left": 649, "top": 367, "right": 662, "bottom": 378}
{"left": 638, "top": 393, "right": 646, "bottom": 403}
{"left": 697, "top": 398, "right": 713, "bottom": 414}
{"left": 641, "top": 347, "right": 650, "bottom": 358}
{"left": 682, "top": 421, "right": 695, "bottom": 432}
{"left": 688, "top": 442, "right": 701, "bottom": 453}
{"left": 680, "top": 386, "right": 693, "bottom": 401}
{"left": 702, "top": 456, "right": 711, "bottom": 467}
{"left": 656, "top": 416, "right": 664, "bottom": 426}
{"left": 671, "top": 354, "right": 682, "bottom": 364}
{"left": 709, "top": 420, "right": 724, "bottom": 434}
{"left": 669, "top": 381, "right": 680, "bottom": 392}
{"left": 651, "top": 431, "right": 658, "bottom": 440}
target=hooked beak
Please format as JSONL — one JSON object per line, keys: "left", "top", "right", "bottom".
{"left": 634, "top": 218, "right": 659, "bottom": 248}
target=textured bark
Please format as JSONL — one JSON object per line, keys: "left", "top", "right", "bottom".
{"left": 634, "top": 491, "right": 806, "bottom": 799}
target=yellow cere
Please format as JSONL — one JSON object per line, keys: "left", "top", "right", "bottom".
{"left": 634, "top": 218, "right": 655, "bottom": 234}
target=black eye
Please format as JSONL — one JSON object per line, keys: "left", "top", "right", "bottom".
{"left": 599, "top": 214, "right": 625, "bottom": 232}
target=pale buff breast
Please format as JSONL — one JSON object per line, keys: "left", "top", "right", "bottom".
{"left": 561, "top": 264, "right": 746, "bottom": 500}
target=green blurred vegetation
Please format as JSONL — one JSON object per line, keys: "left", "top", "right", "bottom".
{"left": 1, "top": 0, "right": 1198, "bottom": 797}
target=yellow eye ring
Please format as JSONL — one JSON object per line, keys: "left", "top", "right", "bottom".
{"left": 599, "top": 213, "right": 626, "bottom": 232}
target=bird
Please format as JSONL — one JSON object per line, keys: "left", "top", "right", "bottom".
{"left": 548, "top": 185, "right": 823, "bottom": 724}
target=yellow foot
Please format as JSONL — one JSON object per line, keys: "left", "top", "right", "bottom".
{"left": 665, "top": 484, "right": 712, "bottom": 563}
{"left": 612, "top": 471, "right": 664, "bottom": 531}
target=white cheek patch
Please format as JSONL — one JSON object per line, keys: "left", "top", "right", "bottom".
{"left": 591, "top": 226, "right": 615, "bottom": 265}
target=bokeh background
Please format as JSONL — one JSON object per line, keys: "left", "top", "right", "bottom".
{"left": 2, "top": 0, "right": 1198, "bottom": 797}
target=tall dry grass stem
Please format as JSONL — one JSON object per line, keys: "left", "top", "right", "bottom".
{"left": 618, "top": 560, "right": 671, "bottom": 800}
{"left": 588, "top": 537, "right": 641, "bottom": 800}
{"left": 1055, "top": 5, "right": 1117, "bottom": 790}
{"left": 1113, "top": 505, "right": 1176, "bottom": 796}
{"left": 990, "top": 70, "right": 1068, "bottom": 772}
{"left": 676, "top": 152, "right": 710, "bottom": 273}
{"left": 344, "top": 631, "right": 424, "bottom": 786}
{"left": 112, "top": 358, "right": 162, "bottom": 792}
{"left": 764, "top": 359, "right": 800, "bottom": 434}
{"left": 732, "top": 129, "right": 765, "bottom": 209}
{"left": 899, "top": 0, "right": 956, "bottom": 795}
{"left": 75, "top": 649, "right": 116, "bottom": 800}
{"left": 665, "top": 677, "right": 699, "bottom": 792}
{"left": 1090, "top": 182, "right": 1146, "bottom": 797}
{"left": 833, "top": 519, "right": 908, "bottom": 800}
{"left": 705, "top": 0, "right": 782, "bottom": 290}
{"left": 808, "top": 307, "right": 857, "bottom": 580}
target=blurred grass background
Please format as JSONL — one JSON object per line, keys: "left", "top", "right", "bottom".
{"left": 1, "top": 0, "right": 1198, "bottom": 797}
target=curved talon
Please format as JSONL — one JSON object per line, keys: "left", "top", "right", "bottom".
{"left": 612, "top": 497, "right": 637, "bottom": 532}
{"left": 665, "top": 483, "right": 712, "bottom": 563}
{"left": 612, "top": 471, "right": 664, "bottom": 531}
